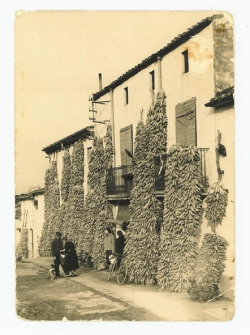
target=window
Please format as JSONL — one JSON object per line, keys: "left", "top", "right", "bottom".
{"left": 175, "top": 98, "right": 197, "bottom": 147}
{"left": 182, "top": 49, "right": 189, "bottom": 73}
{"left": 120, "top": 125, "right": 133, "bottom": 166}
{"left": 150, "top": 70, "right": 155, "bottom": 90}
{"left": 34, "top": 199, "right": 38, "bottom": 209}
{"left": 124, "top": 87, "right": 129, "bottom": 105}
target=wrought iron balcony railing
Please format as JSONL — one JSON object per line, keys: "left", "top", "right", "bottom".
{"left": 106, "top": 165, "right": 133, "bottom": 195}
{"left": 154, "top": 148, "right": 209, "bottom": 191}
{"left": 106, "top": 148, "right": 209, "bottom": 196}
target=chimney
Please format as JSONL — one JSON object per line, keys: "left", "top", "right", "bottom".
{"left": 99, "top": 73, "right": 102, "bottom": 91}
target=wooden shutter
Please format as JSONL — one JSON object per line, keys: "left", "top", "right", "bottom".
{"left": 175, "top": 97, "right": 197, "bottom": 147}
{"left": 120, "top": 125, "right": 133, "bottom": 166}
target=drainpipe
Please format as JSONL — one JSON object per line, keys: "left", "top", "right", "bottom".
{"left": 99, "top": 73, "right": 102, "bottom": 91}
{"left": 22, "top": 209, "right": 26, "bottom": 229}
{"left": 157, "top": 56, "right": 162, "bottom": 90}
{"left": 110, "top": 88, "right": 116, "bottom": 167}
{"left": 30, "top": 228, "right": 34, "bottom": 258}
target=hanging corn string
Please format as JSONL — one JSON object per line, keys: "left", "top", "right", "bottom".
{"left": 189, "top": 131, "right": 229, "bottom": 301}
{"left": 157, "top": 145, "right": 204, "bottom": 292}
{"left": 124, "top": 90, "right": 167, "bottom": 285}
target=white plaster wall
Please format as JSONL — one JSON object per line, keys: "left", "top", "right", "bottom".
{"left": 92, "top": 22, "right": 234, "bottom": 278}
{"left": 213, "top": 107, "right": 234, "bottom": 276}
{"left": 56, "top": 150, "right": 64, "bottom": 195}
{"left": 49, "top": 146, "right": 76, "bottom": 204}
{"left": 20, "top": 200, "right": 34, "bottom": 257}
{"left": 84, "top": 138, "right": 93, "bottom": 195}
{"left": 94, "top": 25, "right": 215, "bottom": 165}
{"left": 47, "top": 138, "right": 91, "bottom": 202}
{"left": 20, "top": 195, "right": 45, "bottom": 258}
{"left": 197, "top": 105, "right": 234, "bottom": 279}
{"left": 94, "top": 61, "right": 159, "bottom": 166}
{"left": 32, "top": 194, "right": 45, "bottom": 258}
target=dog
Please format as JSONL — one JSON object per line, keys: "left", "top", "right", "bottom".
{"left": 48, "top": 263, "right": 56, "bottom": 281}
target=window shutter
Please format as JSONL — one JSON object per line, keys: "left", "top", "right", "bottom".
{"left": 120, "top": 125, "right": 133, "bottom": 166}
{"left": 175, "top": 98, "right": 197, "bottom": 147}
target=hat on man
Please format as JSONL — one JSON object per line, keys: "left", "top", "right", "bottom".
{"left": 56, "top": 232, "right": 62, "bottom": 237}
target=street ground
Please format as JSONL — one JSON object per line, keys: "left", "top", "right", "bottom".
{"left": 16, "top": 261, "right": 161, "bottom": 321}
{"left": 16, "top": 258, "right": 235, "bottom": 322}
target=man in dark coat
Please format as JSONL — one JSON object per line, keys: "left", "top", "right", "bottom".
{"left": 51, "top": 232, "right": 63, "bottom": 276}
{"left": 115, "top": 230, "right": 125, "bottom": 268}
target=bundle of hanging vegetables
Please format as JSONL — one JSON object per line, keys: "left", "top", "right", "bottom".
{"left": 38, "top": 162, "right": 60, "bottom": 256}
{"left": 124, "top": 90, "right": 167, "bottom": 285}
{"left": 83, "top": 129, "right": 113, "bottom": 269}
{"left": 66, "top": 140, "right": 85, "bottom": 253}
{"left": 157, "top": 145, "right": 204, "bottom": 292}
{"left": 188, "top": 180, "right": 229, "bottom": 301}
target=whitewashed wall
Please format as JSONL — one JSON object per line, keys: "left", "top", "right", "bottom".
{"left": 32, "top": 194, "right": 45, "bottom": 258}
{"left": 93, "top": 20, "right": 234, "bottom": 280}
{"left": 94, "top": 24, "right": 216, "bottom": 167}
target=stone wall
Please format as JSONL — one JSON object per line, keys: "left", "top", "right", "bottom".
{"left": 213, "top": 15, "right": 234, "bottom": 92}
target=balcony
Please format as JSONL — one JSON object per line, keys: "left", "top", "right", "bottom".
{"left": 154, "top": 148, "right": 209, "bottom": 191}
{"left": 106, "top": 165, "right": 133, "bottom": 197}
{"left": 106, "top": 148, "right": 209, "bottom": 198}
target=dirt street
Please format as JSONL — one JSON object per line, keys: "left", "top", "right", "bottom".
{"left": 16, "top": 261, "right": 161, "bottom": 321}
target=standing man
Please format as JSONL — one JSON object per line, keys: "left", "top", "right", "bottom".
{"left": 51, "top": 232, "right": 63, "bottom": 277}
{"left": 115, "top": 230, "right": 125, "bottom": 268}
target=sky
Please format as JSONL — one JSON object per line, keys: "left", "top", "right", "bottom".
{"left": 15, "top": 10, "right": 222, "bottom": 194}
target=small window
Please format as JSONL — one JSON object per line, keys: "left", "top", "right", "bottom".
{"left": 150, "top": 70, "right": 155, "bottom": 90}
{"left": 124, "top": 87, "right": 129, "bottom": 105}
{"left": 34, "top": 199, "right": 38, "bottom": 209}
{"left": 87, "top": 147, "right": 92, "bottom": 163}
{"left": 182, "top": 49, "right": 189, "bottom": 73}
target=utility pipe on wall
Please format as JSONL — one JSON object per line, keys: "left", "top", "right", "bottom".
{"left": 110, "top": 88, "right": 116, "bottom": 167}
{"left": 30, "top": 228, "right": 34, "bottom": 258}
{"left": 157, "top": 56, "right": 162, "bottom": 90}
{"left": 99, "top": 73, "right": 102, "bottom": 91}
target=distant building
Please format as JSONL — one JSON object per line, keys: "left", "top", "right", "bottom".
{"left": 15, "top": 188, "right": 45, "bottom": 258}
{"left": 42, "top": 126, "right": 94, "bottom": 198}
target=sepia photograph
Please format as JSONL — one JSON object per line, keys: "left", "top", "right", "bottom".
{"left": 14, "top": 10, "right": 235, "bottom": 322}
